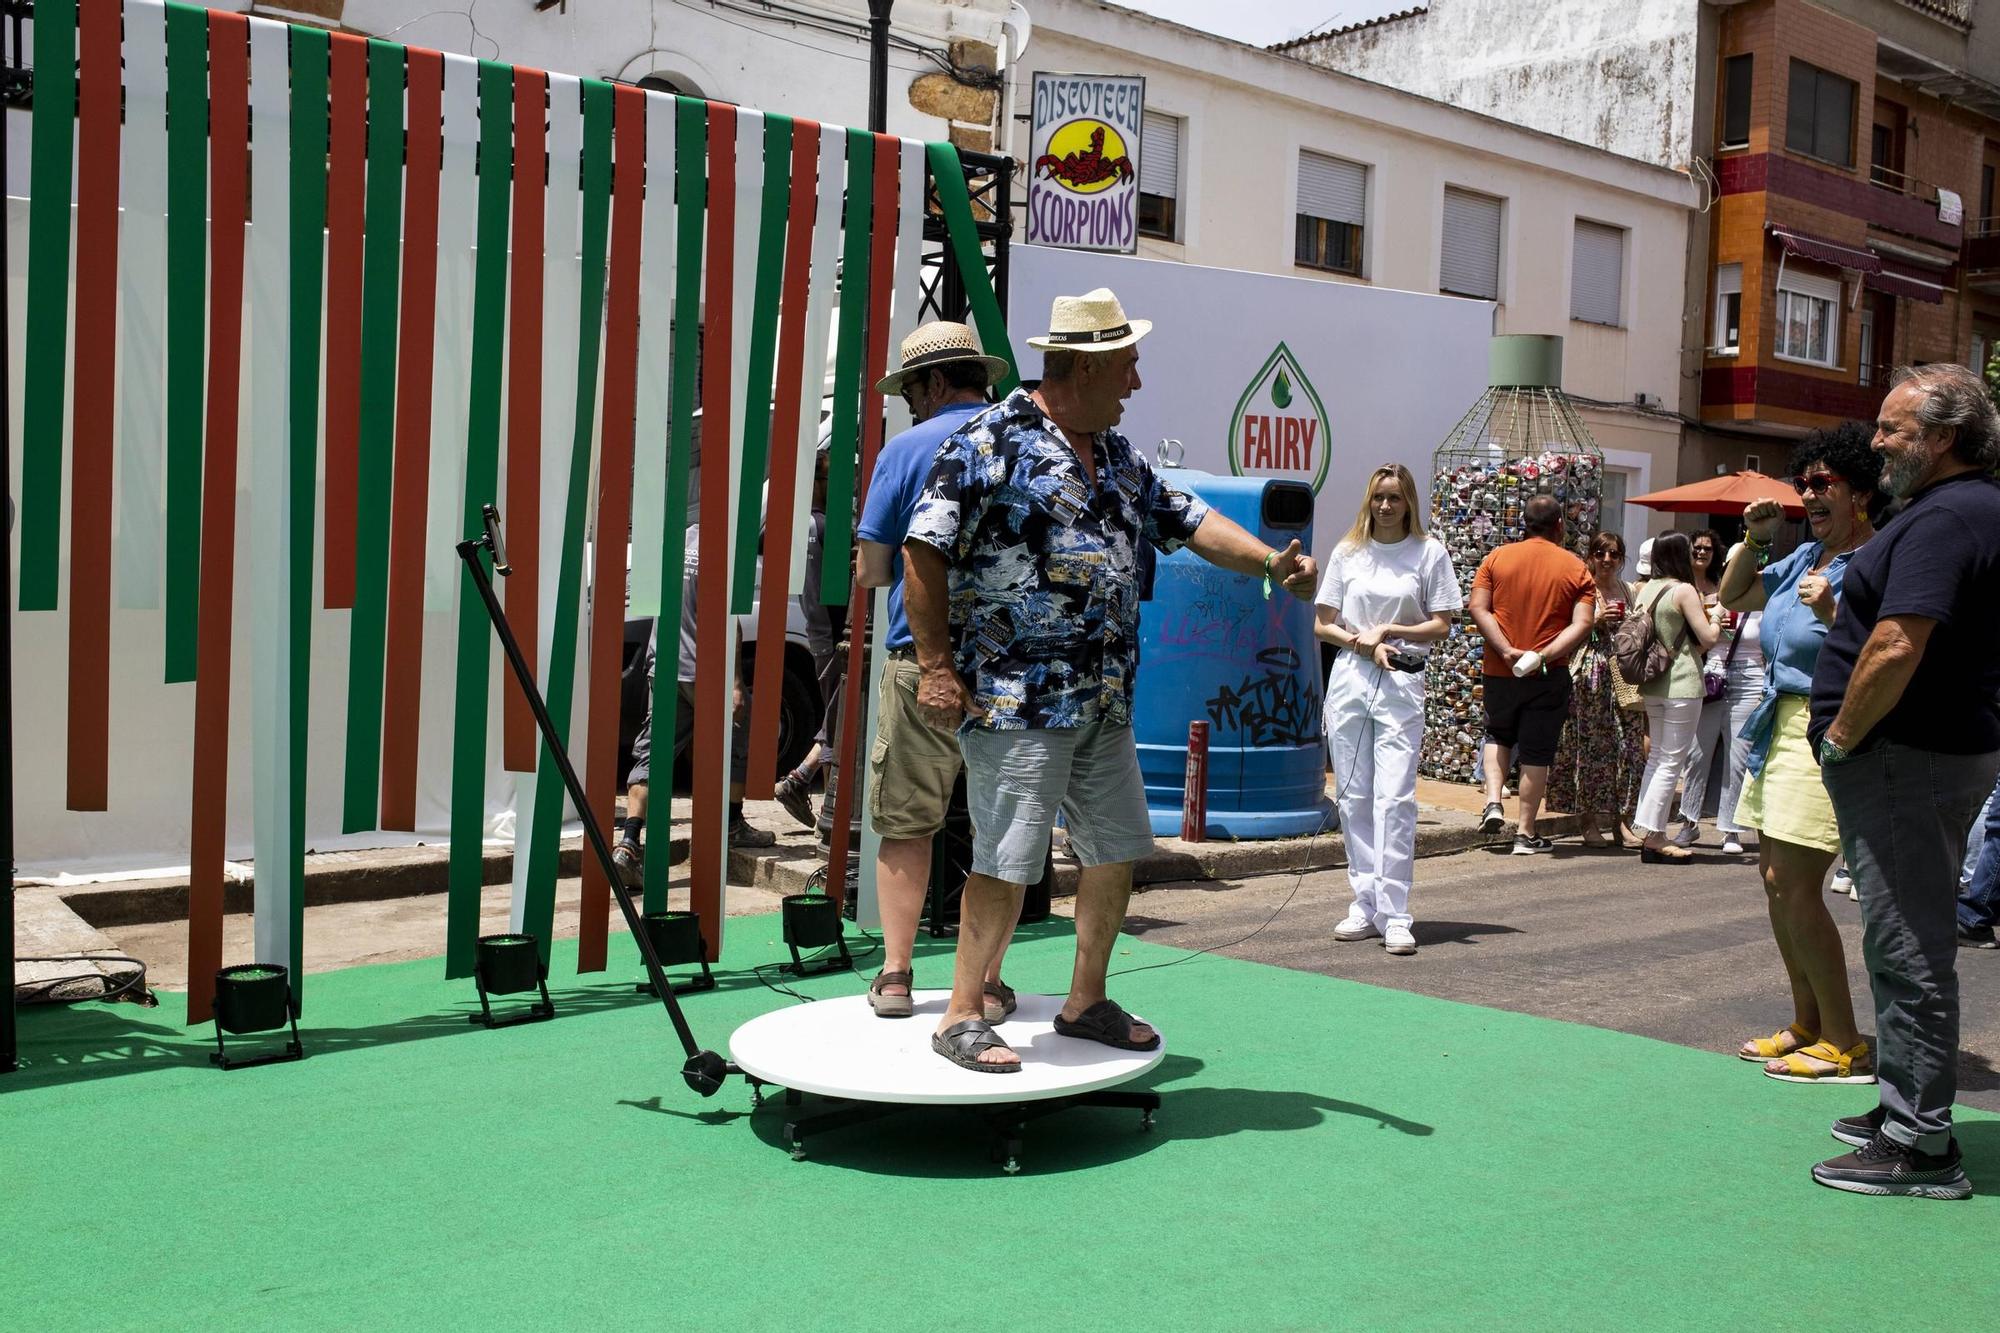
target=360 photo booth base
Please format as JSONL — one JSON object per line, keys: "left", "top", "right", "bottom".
{"left": 730, "top": 991, "right": 1164, "bottom": 1173}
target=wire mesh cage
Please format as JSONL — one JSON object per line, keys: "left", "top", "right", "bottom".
{"left": 1422, "top": 337, "right": 1604, "bottom": 783}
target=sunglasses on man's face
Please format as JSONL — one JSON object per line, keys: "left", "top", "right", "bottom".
{"left": 1792, "top": 473, "right": 1838, "bottom": 495}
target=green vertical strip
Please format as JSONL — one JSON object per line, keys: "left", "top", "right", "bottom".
{"left": 522, "top": 78, "right": 615, "bottom": 963}
{"left": 644, "top": 96, "right": 707, "bottom": 913}
{"left": 17, "top": 0, "right": 76, "bottom": 610}
{"left": 288, "top": 27, "right": 331, "bottom": 992}
{"left": 819, "top": 127, "right": 875, "bottom": 608}
{"left": 341, "top": 40, "right": 406, "bottom": 832}
{"left": 163, "top": 3, "right": 209, "bottom": 680}
{"left": 926, "top": 141, "right": 1019, "bottom": 395}
{"left": 446, "top": 61, "right": 515, "bottom": 979}
{"left": 730, "top": 113, "right": 793, "bottom": 613}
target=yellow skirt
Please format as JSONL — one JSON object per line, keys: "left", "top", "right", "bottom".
{"left": 1733, "top": 694, "right": 1842, "bottom": 855}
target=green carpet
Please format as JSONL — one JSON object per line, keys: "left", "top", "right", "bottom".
{"left": 4, "top": 918, "right": 1994, "bottom": 1330}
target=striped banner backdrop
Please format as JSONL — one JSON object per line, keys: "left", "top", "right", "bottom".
{"left": 10, "top": 0, "right": 1013, "bottom": 1021}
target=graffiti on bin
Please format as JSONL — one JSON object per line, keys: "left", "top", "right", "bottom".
{"left": 1204, "top": 647, "right": 1320, "bottom": 748}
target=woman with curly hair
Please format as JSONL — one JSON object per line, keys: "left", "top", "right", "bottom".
{"left": 1548, "top": 530, "right": 1646, "bottom": 846}
{"left": 1722, "top": 420, "right": 1881, "bottom": 1083}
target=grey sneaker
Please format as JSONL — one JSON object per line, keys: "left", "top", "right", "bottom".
{"left": 611, "top": 840, "right": 643, "bottom": 888}
{"left": 729, "top": 818, "right": 777, "bottom": 849}
{"left": 1480, "top": 802, "right": 1506, "bottom": 835}
{"left": 773, "top": 773, "right": 818, "bottom": 830}
{"left": 1830, "top": 1105, "right": 1886, "bottom": 1149}
{"left": 1812, "top": 1131, "right": 1971, "bottom": 1200}
{"left": 1511, "top": 833, "right": 1554, "bottom": 855}
{"left": 1671, "top": 821, "right": 1700, "bottom": 848}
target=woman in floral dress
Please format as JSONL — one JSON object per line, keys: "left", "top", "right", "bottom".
{"left": 1548, "top": 531, "right": 1647, "bottom": 847}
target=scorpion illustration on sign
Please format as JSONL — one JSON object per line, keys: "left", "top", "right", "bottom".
{"left": 1034, "top": 125, "right": 1135, "bottom": 188}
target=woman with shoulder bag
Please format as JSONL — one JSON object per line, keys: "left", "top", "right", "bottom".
{"left": 1673, "top": 577, "right": 1764, "bottom": 854}
{"left": 1548, "top": 531, "right": 1648, "bottom": 848}
{"left": 1724, "top": 422, "right": 1879, "bottom": 1083}
{"left": 1624, "top": 533, "right": 1721, "bottom": 864}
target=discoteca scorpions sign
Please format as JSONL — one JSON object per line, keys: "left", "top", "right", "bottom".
{"left": 1027, "top": 72, "right": 1145, "bottom": 253}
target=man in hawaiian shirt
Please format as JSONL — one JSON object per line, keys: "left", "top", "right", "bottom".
{"left": 904, "top": 288, "right": 1318, "bottom": 1072}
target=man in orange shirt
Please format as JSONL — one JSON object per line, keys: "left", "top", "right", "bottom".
{"left": 1467, "top": 495, "right": 1597, "bottom": 853}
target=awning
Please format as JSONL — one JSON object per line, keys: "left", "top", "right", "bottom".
{"left": 1863, "top": 245, "right": 1951, "bottom": 304}
{"left": 1866, "top": 267, "right": 1948, "bottom": 303}
{"left": 1769, "top": 226, "right": 1883, "bottom": 273}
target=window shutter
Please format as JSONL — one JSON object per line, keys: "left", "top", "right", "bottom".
{"left": 1297, "top": 151, "right": 1366, "bottom": 226}
{"left": 1140, "top": 111, "right": 1180, "bottom": 199}
{"left": 1776, "top": 267, "right": 1841, "bottom": 305}
{"left": 1571, "top": 220, "right": 1624, "bottom": 326}
{"left": 1440, "top": 187, "right": 1502, "bottom": 299}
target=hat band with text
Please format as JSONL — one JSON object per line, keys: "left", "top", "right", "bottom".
{"left": 1041, "top": 323, "right": 1133, "bottom": 345}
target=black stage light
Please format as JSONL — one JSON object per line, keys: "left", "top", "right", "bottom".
{"left": 470, "top": 933, "right": 556, "bottom": 1029}
{"left": 209, "top": 964, "right": 304, "bottom": 1070}
{"left": 636, "top": 911, "right": 715, "bottom": 996}
{"left": 779, "top": 892, "right": 853, "bottom": 978}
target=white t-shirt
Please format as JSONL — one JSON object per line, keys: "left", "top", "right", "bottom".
{"left": 1314, "top": 535, "right": 1464, "bottom": 658}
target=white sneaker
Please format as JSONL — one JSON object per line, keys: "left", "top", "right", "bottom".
{"left": 1671, "top": 821, "right": 1699, "bottom": 848}
{"left": 1383, "top": 923, "right": 1417, "bottom": 955}
{"left": 1831, "top": 867, "right": 1852, "bottom": 896}
{"left": 1721, "top": 834, "right": 1745, "bottom": 855}
{"left": 1333, "top": 912, "right": 1380, "bottom": 942}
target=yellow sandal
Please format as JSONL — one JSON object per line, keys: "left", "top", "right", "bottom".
{"left": 1738, "top": 1022, "right": 1815, "bottom": 1062}
{"left": 1763, "top": 1039, "right": 1875, "bottom": 1084}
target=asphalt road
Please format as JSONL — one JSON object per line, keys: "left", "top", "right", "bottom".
{"left": 1116, "top": 840, "right": 2000, "bottom": 1112}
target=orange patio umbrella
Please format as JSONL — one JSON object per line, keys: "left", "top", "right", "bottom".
{"left": 1627, "top": 470, "right": 1807, "bottom": 519}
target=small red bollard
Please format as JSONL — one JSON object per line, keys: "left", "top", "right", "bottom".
{"left": 1182, "top": 720, "right": 1209, "bottom": 843}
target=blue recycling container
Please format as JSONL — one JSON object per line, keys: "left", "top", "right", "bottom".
{"left": 1134, "top": 471, "right": 1331, "bottom": 838}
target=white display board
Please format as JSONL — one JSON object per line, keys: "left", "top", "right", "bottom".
{"left": 1026, "top": 73, "right": 1144, "bottom": 254}
{"left": 1009, "top": 246, "right": 1495, "bottom": 552}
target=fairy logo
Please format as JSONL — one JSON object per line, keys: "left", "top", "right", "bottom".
{"left": 1227, "top": 343, "right": 1331, "bottom": 493}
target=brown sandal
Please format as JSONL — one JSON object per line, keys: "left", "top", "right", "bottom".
{"left": 866, "top": 969, "right": 913, "bottom": 1019}
{"left": 981, "top": 981, "right": 1018, "bottom": 1024}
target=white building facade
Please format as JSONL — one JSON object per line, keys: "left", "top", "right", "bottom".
{"left": 1025, "top": 0, "right": 1699, "bottom": 562}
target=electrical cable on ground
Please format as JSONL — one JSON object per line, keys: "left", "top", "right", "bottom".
{"left": 14, "top": 953, "right": 155, "bottom": 1006}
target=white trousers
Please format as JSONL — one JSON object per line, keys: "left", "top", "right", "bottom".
{"left": 1324, "top": 654, "right": 1424, "bottom": 930}
{"left": 1635, "top": 696, "right": 1703, "bottom": 836}
{"left": 1680, "top": 665, "right": 1761, "bottom": 833}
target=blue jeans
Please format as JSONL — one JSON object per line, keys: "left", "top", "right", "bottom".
{"left": 1823, "top": 743, "right": 2000, "bottom": 1153}
{"left": 1957, "top": 768, "right": 2000, "bottom": 934}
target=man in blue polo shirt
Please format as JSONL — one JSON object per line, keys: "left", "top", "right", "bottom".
{"left": 853, "top": 323, "right": 1017, "bottom": 1021}
{"left": 1811, "top": 362, "right": 2000, "bottom": 1200}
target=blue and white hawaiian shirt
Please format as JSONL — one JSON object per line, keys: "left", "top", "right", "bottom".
{"left": 906, "top": 386, "right": 1211, "bottom": 730}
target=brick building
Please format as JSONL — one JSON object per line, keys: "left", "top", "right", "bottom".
{"left": 1286, "top": 0, "right": 2000, "bottom": 478}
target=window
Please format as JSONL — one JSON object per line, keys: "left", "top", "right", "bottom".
{"left": 1440, "top": 187, "right": 1502, "bottom": 300}
{"left": 1859, "top": 309, "right": 1876, "bottom": 386}
{"left": 1571, "top": 220, "right": 1625, "bottom": 327}
{"left": 1786, "top": 60, "right": 1855, "bottom": 167}
{"left": 1775, "top": 268, "right": 1841, "bottom": 368}
{"left": 1721, "top": 54, "right": 1752, "bottom": 148}
{"left": 1983, "top": 161, "right": 1995, "bottom": 235}
{"left": 1713, "top": 263, "right": 1742, "bottom": 353}
{"left": 1137, "top": 111, "right": 1182, "bottom": 242}
{"left": 1296, "top": 150, "right": 1366, "bottom": 276}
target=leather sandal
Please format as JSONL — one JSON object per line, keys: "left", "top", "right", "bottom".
{"left": 1052, "top": 998, "right": 1160, "bottom": 1051}
{"left": 981, "top": 981, "right": 1018, "bottom": 1024}
{"left": 931, "top": 1018, "right": 1020, "bottom": 1072}
{"left": 1738, "top": 1022, "right": 1817, "bottom": 1062}
{"left": 1764, "top": 1038, "right": 1876, "bottom": 1084}
{"left": 866, "top": 969, "right": 913, "bottom": 1019}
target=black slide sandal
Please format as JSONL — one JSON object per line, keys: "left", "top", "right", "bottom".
{"left": 1053, "top": 998, "right": 1161, "bottom": 1051}
{"left": 932, "top": 1018, "right": 1022, "bottom": 1073}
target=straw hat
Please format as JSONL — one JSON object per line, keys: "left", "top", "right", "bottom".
{"left": 1024, "top": 287, "right": 1152, "bottom": 353}
{"left": 874, "top": 321, "right": 1011, "bottom": 395}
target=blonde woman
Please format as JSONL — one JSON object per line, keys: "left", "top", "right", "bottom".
{"left": 1314, "top": 465, "right": 1463, "bottom": 956}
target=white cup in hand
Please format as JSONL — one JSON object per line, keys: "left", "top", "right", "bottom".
{"left": 1512, "top": 650, "right": 1544, "bottom": 678}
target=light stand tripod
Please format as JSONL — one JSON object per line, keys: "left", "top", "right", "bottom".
{"left": 458, "top": 503, "right": 730, "bottom": 1097}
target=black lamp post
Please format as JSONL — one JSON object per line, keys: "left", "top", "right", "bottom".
{"left": 867, "top": 0, "right": 892, "bottom": 135}
{"left": 1, "top": 3, "right": 19, "bottom": 1077}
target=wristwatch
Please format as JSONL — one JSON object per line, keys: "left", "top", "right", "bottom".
{"left": 1819, "top": 736, "right": 1853, "bottom": 766}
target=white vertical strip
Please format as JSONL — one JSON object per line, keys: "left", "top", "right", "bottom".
{"left": 788, "top": 127, "right": 846, "bottom": 591}
{"left": 115, "top": 0, "right": 169, "bottom": 609}
{"left": 855, "top": 139, "right": 926, "bottom": 927}
{"left": 627, "top": 90, "right": 676, "bottom": 617}
{"left": 513, "top": 73, "right": 584, "bottom": 928}
{"left": 424, "top": 54, "right": 477, "bottom": 614}
{"left": 247, "top": 16, "right": 293, "bottom": 968}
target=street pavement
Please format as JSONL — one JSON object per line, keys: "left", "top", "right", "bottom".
{"left": 1109, "top": 838, "right": 2000, "bottom": 1112}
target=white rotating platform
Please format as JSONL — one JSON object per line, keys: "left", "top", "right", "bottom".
{"left": 729, "top": 991, "right": 1165, "bottom": 1170}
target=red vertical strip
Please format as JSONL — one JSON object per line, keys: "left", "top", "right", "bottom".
{"left": 187, "top": 12, "right": 250, "bottom": 1027}
{"left": 502, "top": 67, "right": 547, "bottom": 772}
{"left": 692, "top": 101, "right": 737, "bottom": 958}
{"left": 745, "top": 119, "right": 820, "bottom": 799}
{"left": 579, "top": 85, "right": 645, "bottom": 973}
{"left": 378, "top": 48, "right": 444, "bottom": 832}
{"left": 825, "top": 140, "right": 901, "bottom": 909}
{"left": 322, "top": 33, "right": 368, "bottom": 609}
{"left": 65, "top": 0, "right": 120, "bottom": 812}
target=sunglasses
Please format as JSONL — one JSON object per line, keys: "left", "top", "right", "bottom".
{"left": 1791, "top": 473, "right": 1838, "bottom": 495}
